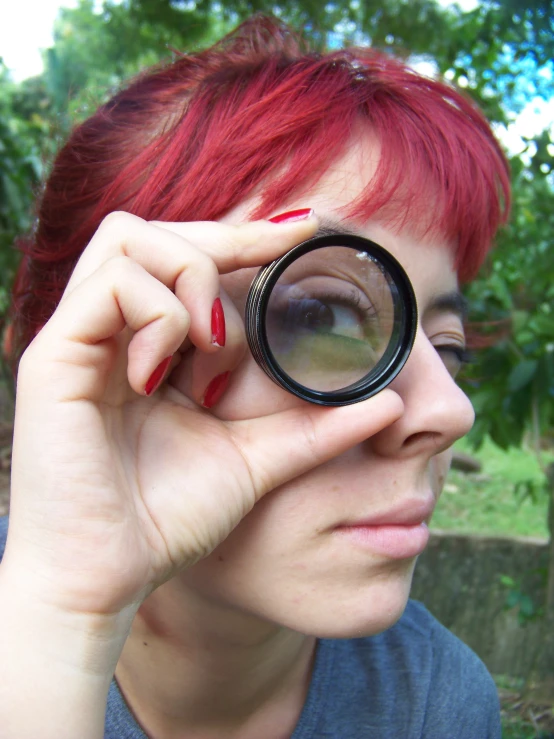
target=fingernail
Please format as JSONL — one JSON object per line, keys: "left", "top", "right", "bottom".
{"left": 202, "top": 371, "right": 230, "bottom": 409}
{"left": 268, "top": 208, "right": 313, "bottom": 224}
{"left": 211, "top": 297, "right": 226, "bottom": 347}
{"left": 145, "top": 356, "right": 173, "bottom": 396}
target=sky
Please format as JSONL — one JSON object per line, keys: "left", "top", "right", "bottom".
{"left": 0, "top": 0, "right": 79, "bottom": 81}
{"left": 0, "top": 0, "right": 551, "bottom": 155}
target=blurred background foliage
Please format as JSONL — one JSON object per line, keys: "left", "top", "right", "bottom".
{"left": 0, "top": 1, "right": 553, "bottom": 499}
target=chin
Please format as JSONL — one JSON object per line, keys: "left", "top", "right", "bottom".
{"left": 270, "top": 562, "right": 417, "bottom": 640}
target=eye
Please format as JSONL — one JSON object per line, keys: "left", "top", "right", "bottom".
{"left": 267, "top": 287, "right": 380, "bottom": 342}
{"left": 287, "top": 294, "right": 375, "bottom": 341}
{"left": 435, "top": 344, "right": 473, "bottom": 378}
{"left": 265, "top": 288, "right": 384, "bottom": 374}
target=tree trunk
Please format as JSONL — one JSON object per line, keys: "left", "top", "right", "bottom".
{"left": 546, "top": 462, "right": 554, "bottom": 613}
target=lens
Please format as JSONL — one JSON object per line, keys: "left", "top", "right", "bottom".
{"left": 265, "top": 246, "right": 395, "bottom": 391}
{"left": 245, "top": 234, "right": 417, "bottom": 406}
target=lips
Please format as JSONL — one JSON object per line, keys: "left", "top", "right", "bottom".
{"left": 335, "top": 496, "right": 436, "bottom": 529}
{"left": 333, "top": 497, "right": 435, "bottom": 559}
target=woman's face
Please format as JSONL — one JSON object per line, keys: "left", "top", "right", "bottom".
{"left": 174, "top": 140, "right": 475, "bottom": 638}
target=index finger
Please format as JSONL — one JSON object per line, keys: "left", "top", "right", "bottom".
{"left": 150, "top": 214, "right": 318, "bottom": 274}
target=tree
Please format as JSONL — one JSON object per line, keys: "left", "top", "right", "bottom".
{"left": 0, "top": 64, "right": 44, "bottom": 313}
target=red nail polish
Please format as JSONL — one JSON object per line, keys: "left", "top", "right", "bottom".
{"left": 202, "top": 371, "right": 230, "bottom": 408}
{"left": 211, "top": 297, "right": 226, "bottom": 347}
{"left": 268, "top": 208, "right": 313, "bottom": 224}
{"left": 145, "top": 356, "right": 173, "bottom": 396}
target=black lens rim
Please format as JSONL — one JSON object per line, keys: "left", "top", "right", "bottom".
{"left": 245, "top": 233, "right": 418, "bottom": 406}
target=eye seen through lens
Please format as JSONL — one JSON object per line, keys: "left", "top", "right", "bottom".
{"left": 265, "top": 246, "right": 396, "bottom": 392}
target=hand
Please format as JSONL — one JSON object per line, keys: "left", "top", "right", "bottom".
{"left": 5, "top": 212, "right": 403, "bottom": 619}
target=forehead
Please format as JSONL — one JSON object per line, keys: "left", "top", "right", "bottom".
{"left": 305, "top": 133, "right": 381, "bottom": 205}
{"left": 223, "top": 136, "right": 460, "bottom": 313}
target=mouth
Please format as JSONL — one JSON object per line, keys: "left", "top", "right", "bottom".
{"left": 333, "top": 497, "right": 435, "bottom": 559}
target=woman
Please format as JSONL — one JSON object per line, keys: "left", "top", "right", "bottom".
{"left": 0, "top": 15, "right": 509, "bottom": 739}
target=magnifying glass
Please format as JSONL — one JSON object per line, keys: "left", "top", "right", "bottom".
{"left": 245, "top": 233, "right": 417, "bottom": 406}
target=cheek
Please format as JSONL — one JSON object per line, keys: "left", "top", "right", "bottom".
{"left": 179, "top": 486, "right": 318, "bottom": 604}
{"left": 196, "top": 462, "right": 343, "bottom": 588}
{"left": 182, "top": 482, "right": 417, "bottom": 638}
{"left": 220, "top": 478, "right": 319, "bottom": 556}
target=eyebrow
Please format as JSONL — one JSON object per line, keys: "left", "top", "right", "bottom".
{"left": 427, "top": 291, "right": 469, "bottom": 320}
{"left": 315, "top": 216, "right": 365, "bottom": 239}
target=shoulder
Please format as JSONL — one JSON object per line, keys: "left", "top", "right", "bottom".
{"left": 333, "top": 599, "right": 491, "bottom": 675}
{"left": 404, "top": 601, "right": 502, "bottom": 738}
{"left": 400, "top": 600, "right": 499, "bottom": 693}
{"left": 320, "top": 600, "right": 500, "bottom": 739}
{"left": 0, "top": 515, "right": 8, "bottom": 560}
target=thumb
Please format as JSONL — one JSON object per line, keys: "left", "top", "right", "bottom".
{"left": 228, "top": 389, "right": 404, "bottom": 499}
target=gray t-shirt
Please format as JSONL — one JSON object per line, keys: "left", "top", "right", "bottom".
{"left": 0, "top": 516, "right": 501, "bottom": 738}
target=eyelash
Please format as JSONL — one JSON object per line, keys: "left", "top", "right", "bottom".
{"left": 309, "top": 290, "right": 378, "bottom": 321}
{"left": 436, "top": 344, "right": 474, "bottom": 366}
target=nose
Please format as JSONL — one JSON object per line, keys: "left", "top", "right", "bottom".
{"left": 370, "top": 329, "right": 475, "bottom": 458}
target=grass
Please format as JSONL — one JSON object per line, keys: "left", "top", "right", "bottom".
{"left": 496, "top": 675, "right": 554, "bottom": 738}
{"left": 431, "top": 437, "right": 552, "bottom": 539}
{"left": 502, "top": 718, "right": 553, "bottom": 739}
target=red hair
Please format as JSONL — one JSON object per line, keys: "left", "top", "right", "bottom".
{"left": 10, "top": 15, "right": 510, "bottom": 363}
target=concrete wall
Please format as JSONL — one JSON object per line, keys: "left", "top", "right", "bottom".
{"left": 411, "top": 530, "right": 550, "bottom": 680}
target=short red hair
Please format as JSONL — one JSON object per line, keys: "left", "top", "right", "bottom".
{"left": 10, "top": 15, "right": 510, "bottom": 363}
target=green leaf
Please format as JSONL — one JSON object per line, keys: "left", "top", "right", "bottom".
{"left": 500, "top": 574, "right": 516, "bottom": 587}
{"left": 507, "top": 360, "right": 538, "bottom": 393}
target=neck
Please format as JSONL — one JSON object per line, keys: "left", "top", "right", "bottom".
{"left": 115, "top": 577, "right": 316, "bottom": 739}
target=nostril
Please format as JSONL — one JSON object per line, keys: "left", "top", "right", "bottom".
{"left": 404, "top": 431, "right": 443, "bottom": 450}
